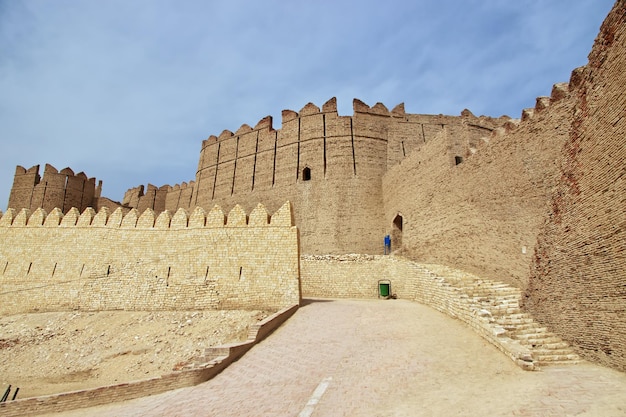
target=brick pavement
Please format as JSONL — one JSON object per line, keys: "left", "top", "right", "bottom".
{"left": 47, "top": 299, "right": 626, "bottom": 416}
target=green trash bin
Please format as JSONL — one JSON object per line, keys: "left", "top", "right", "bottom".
{"left": 378, "top": 280, "right": 391, "bottom": 299}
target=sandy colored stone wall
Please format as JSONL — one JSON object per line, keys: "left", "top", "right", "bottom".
{"left": 382, "top": 81, "right": 574, "bottom": 290}
{"left": 526, "top": 1, "right": 626, "bottom": 372}
{"left": 380, "top": 1, "right": 626, "bottom": 372}
{"left": 301, "top": 254, "right": 415, "bottom": 299}
{"left": 0, "top": 202, "right": 300, "bottom": 314}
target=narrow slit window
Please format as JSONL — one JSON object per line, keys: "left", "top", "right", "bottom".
{"left": 302, "top": 167, "right": 311, "bottom": 181}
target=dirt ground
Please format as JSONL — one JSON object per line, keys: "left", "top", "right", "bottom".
{"left": 0, "top": 309, "right": 269, "bottom": 399}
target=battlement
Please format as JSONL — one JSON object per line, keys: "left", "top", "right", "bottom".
{"left": 8, "top": 163, "right": 101, "bottom": 214}
{"left": 0, "top": 200, "right": 299, "bottom": 314}
{"left": 163, "top": 97, "right": 507, "bottom": 253}
{"left": 0, "top": 201, "right": 293, "bottom": 230}
{"left": 199, "top": 97, "right": 421, "bottom": 150}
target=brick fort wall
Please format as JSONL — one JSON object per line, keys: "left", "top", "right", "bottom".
{"left": 0, "top": 202, "right": 300, "bottom": 314}
{"left": 526, "top": 1, "right": 626, "bottom": 372}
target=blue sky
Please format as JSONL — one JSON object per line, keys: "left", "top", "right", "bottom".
{"left": 0, "top": 0, "right": 616, "bottom": 211}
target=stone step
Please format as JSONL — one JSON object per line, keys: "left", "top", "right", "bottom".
{"left": 496, "top": 317, "right": 534, "bottom": 326}
{"left": 491, "top": 295, "right": 522, "bottom": 301}
{"left": 535, "top": 358, "right": 582, "bottom": 367}
{"left": 510, "top": 327, "right": 548, "bottom": 336}
{"left": 532, "top": 341, "right": 571, "bottom": 350}
{"left": 517, "top": 335, "right": 563, "bottom": 346}
{"left": 497, "top": 313, "right": 531, "bottom": 320}
{"left": 534, "top": 353, "right": 581, "bottom": 363}
{"left": 511, "top": 330, "right": 551, "bottom": 340}
{"left": 500, "top": 322, "right": 537, "bottom": 331}
{"left": 488, "top": 305, "right": 522, "bottom": 312}
{"left": 533, "top": 348, "right": 577, "bottom": 356}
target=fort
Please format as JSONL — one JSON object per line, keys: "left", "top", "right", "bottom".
{"left": 0, "top": 1, "right": 624, "bottom": 411}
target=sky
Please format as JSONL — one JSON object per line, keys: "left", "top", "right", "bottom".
{"left": 0, "top": 0, "right": 616, "bottom": 211}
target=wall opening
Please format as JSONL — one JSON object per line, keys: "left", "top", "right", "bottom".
{"left": 302, "top": 167, "right": 311, "bottom": 181}
{"left": 391, "top": 214, "right": 403, "bottom": 251}
{"left": 455, "top": 156, "right": 464, "bottom": 165}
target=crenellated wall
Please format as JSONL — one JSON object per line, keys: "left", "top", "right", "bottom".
{"left": 0, "top": 202, "right": 300, "bottom": 314}
{"left": 8, "top": 164, "right": 102, "bottom": 214}
{"left": 168, "top": 97, "right": 501, "bottom": 254}
{"left": 382, "top": 78, "right": 575, "bottom": 289}
{"left": 7, "top": 100, "right": 501, "bottom": 256}
{"left": 381, "top": 0, "right": 626, "bottom": 372}
{"left": 525, "top": 1, "right": 626, "bottom": 372}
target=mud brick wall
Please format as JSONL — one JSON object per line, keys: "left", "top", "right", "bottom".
{"left": 8, "top": 164, "right": 100, "bottom": 214}
{"left": 382, "top": 82, "right": 574, "bottom": 290}
{"left": 0, "top": 202, "right": 300, "bottom": 314}
{"left": 185, "top": 98, "right": 501, "bottom": 255}
{"left": 526, "top": 1, "right": 626, "bottom": 372}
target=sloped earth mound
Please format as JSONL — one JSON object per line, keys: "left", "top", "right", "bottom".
{"left": 0, "top": 309, "right": 269, "bottom": 399}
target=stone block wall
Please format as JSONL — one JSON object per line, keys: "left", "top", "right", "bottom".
{"left": 301, "top": 254, "right": 412, "bottom": 298}
{"left": 526, "top": 1, "right": 626, "bottom": 372}
{"left": 0, "top": 202, "right": 300, "bottom": 314}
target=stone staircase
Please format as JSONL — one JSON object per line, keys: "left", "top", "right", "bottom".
{"left": 414, "top": 263, "right": 581, "bottom": 369}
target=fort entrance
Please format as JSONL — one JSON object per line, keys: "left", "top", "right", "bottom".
{"left": 391, "top": 214, "right": 403, "bottom": 252}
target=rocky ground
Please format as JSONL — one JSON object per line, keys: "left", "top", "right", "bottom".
{"left": 0, "top": 309, "right": 269, "bottom": 399}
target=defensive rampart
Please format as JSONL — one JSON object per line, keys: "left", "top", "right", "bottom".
{"left": 382, "top": 79, "right": 573, "bottom": 289}
{"left": 526, "top": 1, "right": 626, "bottom": 373}
{"left": 381, "top": 1, "right": 626, "bottom": 372}
{"left": 179, "top": 98, "right": 501, "bottom": 255}
{"left": 0, "top": 201, "right": 300, "bottom": 314}
{"left": 8, "top": 164, "right": 102, "bottom": 214}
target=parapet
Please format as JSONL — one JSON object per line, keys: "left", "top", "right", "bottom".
{"left": 0, "top": 201, "right": 294, "bottom": 229}
{"left": 202, "top": 97, "right": 413, "bottom": 143}
{"left": 8, "top": 163, "right": 99, "bottom": 214}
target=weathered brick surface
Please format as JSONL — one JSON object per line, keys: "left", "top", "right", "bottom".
{"left": 526, "top": 2, "right": 626, "bottom": 372}
{"left": 8, "top": 164, "right": 102, "bottom": 214}
{"left": 0, "top": 202, "right": 300, "bottom": 314}
{"left": 125, "top": 99, "right": 502, "bottom": 255}
{"left": 382, "top": 87, "right": 573, "bottom": 289}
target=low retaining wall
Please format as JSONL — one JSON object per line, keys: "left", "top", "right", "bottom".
{"left": 0, "top": 304, "right": 299, "bottom": 417}
{"left": 300, "top": 254, "right": 413, "bottom": 298}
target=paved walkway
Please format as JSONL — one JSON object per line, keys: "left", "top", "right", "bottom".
{"left": 49, "top": 299, "right": 626, "bottom": 416}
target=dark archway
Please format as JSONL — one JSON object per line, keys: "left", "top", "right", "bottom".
{"left": 302, "top": 167, "right": 311, "bottom": 181}
{"left": 391, "top": 214, "right": 403, "bottom": 251}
